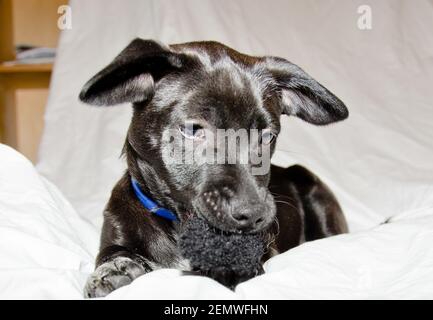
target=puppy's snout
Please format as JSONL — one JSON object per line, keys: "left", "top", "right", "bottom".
{"left": 202, "top": 190, "right": 223, "bottom": 217}
{"left": 200, "top": 187, "right": 272, "bottom": 233}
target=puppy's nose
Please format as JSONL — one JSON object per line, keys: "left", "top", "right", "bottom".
{"left": 230, "top": 206, "right": 267, "bottom": 232}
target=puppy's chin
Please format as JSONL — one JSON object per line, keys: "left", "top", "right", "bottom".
{"left": 194, "top": 211, "right": 271, "bottom": 236}
{"left": 180, "top": 212, "right": 234, "bottom": 234}
{"left": 200, "top": 217, "right": 244, "bottom": 235}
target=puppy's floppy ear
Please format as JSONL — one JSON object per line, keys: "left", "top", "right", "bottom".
{"left": 79, "top": 38, "right": 184, "bottom": 106}
{"left": 265, "top": 57, "right": 348, "bottom": 125}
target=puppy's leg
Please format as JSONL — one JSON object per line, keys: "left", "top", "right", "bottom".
{"left": 269, "top": 165, "right": 348, "bottom": 255}
{"left": 84, "top": 174, "right": 180, "bottom": 298}
{"left": 84, "top": 246, "right": 151, "bottom": 298}
{"left": 285, "top": 165, "right": 348, "bottom": 240}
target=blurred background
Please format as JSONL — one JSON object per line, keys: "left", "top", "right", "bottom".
{"left": 0, "top": 0, "right": 66, "bottom": 162}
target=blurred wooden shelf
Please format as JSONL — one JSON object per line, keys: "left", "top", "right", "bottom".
{"left": 0, "top": 63, "right": 53, "bottom": 73}
{"left": 0, "top": 0, "right": 65, "bottom": 163}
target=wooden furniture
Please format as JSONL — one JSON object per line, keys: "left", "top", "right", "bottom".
{"left": 0, "top": 0, "right": 66, "bottom": 163}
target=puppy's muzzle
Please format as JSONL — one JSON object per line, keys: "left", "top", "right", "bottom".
{"left": 199, "top": 186, "right": 274, "bottom": 233}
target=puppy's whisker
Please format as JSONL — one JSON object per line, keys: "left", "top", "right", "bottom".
{"left": 274, "top": 200, "right": 299, "bottom": 212}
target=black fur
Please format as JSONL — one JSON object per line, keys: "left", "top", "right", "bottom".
{"left": 80, "top": 39, "right": 349, "bottom": 298}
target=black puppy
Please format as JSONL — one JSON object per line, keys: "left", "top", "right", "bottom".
{"left": 80, "top": 39, "right": 349, "bottom": 298}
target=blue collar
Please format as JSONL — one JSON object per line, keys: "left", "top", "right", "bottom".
{"left": 131, "top": 178, "right": 178, "bottom": 221}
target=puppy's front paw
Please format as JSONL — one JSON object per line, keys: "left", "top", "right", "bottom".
{"left": 84, "top": 256, "right": 147, "bottom": 298}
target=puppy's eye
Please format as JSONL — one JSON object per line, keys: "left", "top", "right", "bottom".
{"left": 179, "top": 124, "right": 206, "bottom": 140}
{"left": 260, "top": 130, "right": 276, "bottom": 145}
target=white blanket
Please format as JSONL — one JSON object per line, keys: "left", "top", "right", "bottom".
{"left": 1, "top": 144, "right": 433, "bottom": 299}
{"left": 1, "top": 0, "right": 432, "bottom": 299}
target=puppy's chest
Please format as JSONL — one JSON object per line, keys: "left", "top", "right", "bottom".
{"left": 146, "top": 230, "right": 191, "bottom": 271}
{"left": 170, "top": 257, "right": 192, "bottom": 271}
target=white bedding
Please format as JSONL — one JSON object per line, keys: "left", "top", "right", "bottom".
{"left": 1, "top": 0, "right": 433, "bottom": 299}
{"left": 1, "top": 144, "right": 433, "bottom": 299}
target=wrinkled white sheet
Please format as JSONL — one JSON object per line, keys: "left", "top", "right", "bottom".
{"left": 0, "top": 145, "right": 96, "bottom": 299}
{"left": 1, "top": 0, "right": 433, "bottom": 299}
{"left": 1, "top": 144, "right": 433, "bottom": 299}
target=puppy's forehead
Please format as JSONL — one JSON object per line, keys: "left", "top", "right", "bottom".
{"left": 171, "top": 41, "right": 276, "bottom": 99}
{"left": 170, "top": 41, "right": 262, "bottom": 67}
{"left": 166, "top": 42, "right": 275, "bottom": 109}
{"left": 150, "top": 42, "right": 279, "bottom": 129}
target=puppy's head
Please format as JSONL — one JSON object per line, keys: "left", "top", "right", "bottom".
{"left": 80, "top": 39, "right": 348, "bottom": 233}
